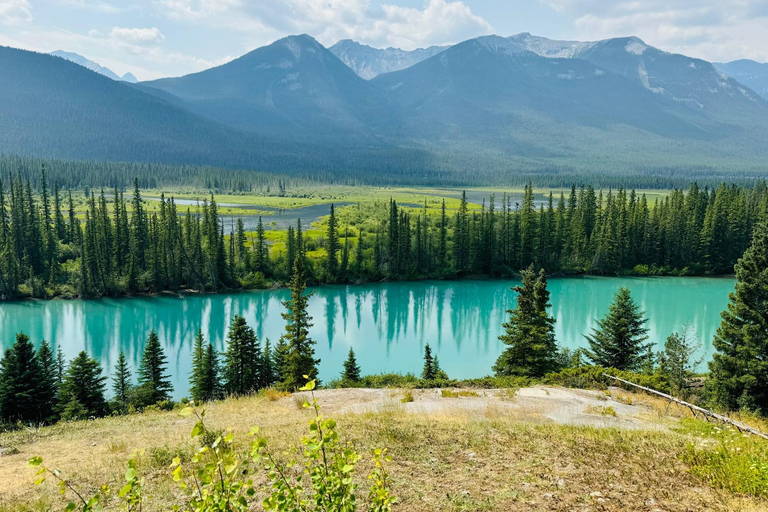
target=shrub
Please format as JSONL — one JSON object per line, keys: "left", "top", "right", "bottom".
{"left": 29, "top": 379, "right": 396, "bottom": 512}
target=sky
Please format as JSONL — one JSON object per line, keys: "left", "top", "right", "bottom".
{"left": 0, "top": 0, "right": 767, "bottom": 80}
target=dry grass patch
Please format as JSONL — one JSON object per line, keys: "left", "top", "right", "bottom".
{"left": 0, "top": 388, "right": 766, "bottom": 512}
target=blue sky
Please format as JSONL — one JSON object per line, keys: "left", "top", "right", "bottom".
{"left": 0, "top": 0, "right": 766, "bottom": 80}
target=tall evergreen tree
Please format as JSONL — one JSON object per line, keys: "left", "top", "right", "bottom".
{"left": 584, "top": 287, "right": 651, "bottom": 371}
{"left": 659, "top": 327, "right": 702, "bottom": 399}
{"left": 36, "top": 340, "right": 58, "bottom": 420}
{"left": 493, "top": 265, "right": 558, "bottom": 377}
{"left": 0, "top": 333, "right": 48, "bottom": 422}
{"left": 136, "top": 330, "right": 173, "bottom": 406}
{"left": 421, "top": 343, "right": 437, "bottom": 381}
{"left": 111, "top": 351, "right": 132, "bottom": 413}
{"left": 223, "top": 316, "right": 262, "bottom": 396}
{"left": 326, "top": 203, "right": 339, "bottom": 280}
{"left": 707, "top": 221, "right": 768, "bottom": 413}
{"left": 279, "top": 256, "right": 319, "bottom": 390}
{"left": 58, "top": 351, "right": 108, "bottom": 420}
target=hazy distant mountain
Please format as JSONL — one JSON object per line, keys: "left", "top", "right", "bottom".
{"left": 50, "top": 50, "right": 137, "bottom": 82}
{"left": 329, "top": 40, "right": 446, "bottom": 79}
{"left": 2, "top": 33, "right": 768, "bottom": 183}
{"left": 507, "top": 32, "right": 594, "bottom": 58}
{"left": 143, "top": 35, "right": 389, "bottom": 139}
{"left": 0, "top": 46, "right": 280, "bottom": 168}
{"left": 372, "top": 35, "right": 712, "bottom": 148}
{"left": 572, "top": 37, "right": 766, "bottom": 121}
{"left": 715, "top": 59, "right": 768, "bottom": 100}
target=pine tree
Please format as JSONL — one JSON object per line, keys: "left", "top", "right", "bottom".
{"left": 585, "top": 287, "right": 651, "bottom": 371}
{"left": 223, "top": 315, "right": 262, "bottom": 396}
{"left": 659, "top": 327, "right": 702, "bottom": 399}
{"left": 493, "top": 265, "right": 558, "bottom": 377}
{"left": 326, "top": 204, "right": 339, "bottom": 280}
{"left": 279, "top": 256, "right": 319, "bottom": 390}
{"left": 56, "top": 345, "right": 66, "bottom": 386}
{"left": 36, "top": 340, "right": 58, "bottom": 420}
{"left": 421, "top": 344, "right": 437, "bottom": 381}
{"left": 111, "top": 351, "right": 132, "bottom": 413}
{"left": 261, "top": 338, "right": 277, "bottom": 388}
{"left": 0, "top": 333, "right": 48, "bottom": 422}
{"left": 136, "top": 330, "right": 173, "bottom": 407}
{"left": 707, "top": 221, "right": 768, "bottom": 413}
{"left": 58, "top": 351, "right": 108, "bottom": 420}
{"left": 189, "top": 329, "right": 206, "bottom": 402}
{"left": 203, "top": 342, "right": 223, "bottom": 401}
{"left": 273, "top": 337, "right": 289, "bottom": 385}
{"left": 342, "top": 348, "right": 361, "bottom": 384}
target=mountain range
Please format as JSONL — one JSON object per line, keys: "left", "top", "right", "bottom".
{"left": 0, "top": 34, "right": 766, "bottom": 184}
{"left": 49, "top": 50, "right": 137, "bottom": 83}
{"left": 714, "top": 60, "right": 768, "bottom": 100}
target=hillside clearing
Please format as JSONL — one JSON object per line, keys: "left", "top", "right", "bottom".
{"left": 0, "top": 386, "right": 765, "bottom": 511}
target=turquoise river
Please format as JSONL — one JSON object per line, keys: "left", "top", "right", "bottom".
{"left": 0, "top": 277, "right": 735, "bottom": 398}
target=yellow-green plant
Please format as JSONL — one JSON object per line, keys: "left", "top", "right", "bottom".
{"left": 29, "top": 378, "right": 395, "bottom": 512}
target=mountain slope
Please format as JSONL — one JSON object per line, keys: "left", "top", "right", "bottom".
{"left": 0, "top": 46, "right": 278, "bottom": 167}
{"left": 715, "top": 60, "right": 768, "bottom": 100}
{"left": 142, "top": 35, "right": 390, "bottom": 139}
{"left": 50, "top": 50, "right": 136, "bottom": 82}
{"left": 329, "top": 40, "right": 446, "bottom": 79}
{"left": 373, "top": 36, "right": 711, "bottom": 141}
{"left": 573, "top": 38, "right": 767, "bottom": 121}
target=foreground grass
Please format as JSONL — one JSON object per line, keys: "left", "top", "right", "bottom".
{"left": 0, "top": 388, "right": 765, "bottom": 511}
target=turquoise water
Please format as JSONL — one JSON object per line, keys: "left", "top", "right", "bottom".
{"left": 0, "top": 277, "right": 734, "bottom": 398}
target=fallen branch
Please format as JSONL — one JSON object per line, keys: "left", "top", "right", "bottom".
{"left": 602, "top": 373, "right": 768, "bottom": 441}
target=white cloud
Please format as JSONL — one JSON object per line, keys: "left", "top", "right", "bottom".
{"left": 0, "top": 0, "right": 32, "bottom": 26}
{"left": 109, "top": 27, "right": 165, "bottom": 46}
{"left": 539, "top": 0, "right": 768, "bottom": 62}
{"left": 158, "top": 0, "right": 492, "bottom": 51}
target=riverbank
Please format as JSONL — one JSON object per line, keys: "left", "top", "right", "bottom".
{"left": 1, "top": 386, "right": 765, "bottom": 511}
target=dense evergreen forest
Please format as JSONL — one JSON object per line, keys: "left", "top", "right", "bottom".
{"left": 2, "top": 153, "right": 767, "bottom": 190}
{"left": 0, "top": 168, "right": 766, "bottom": 299}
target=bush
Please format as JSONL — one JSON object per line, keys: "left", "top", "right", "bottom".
{"left": 29, "top": 379, "right": 396, "bottom": 512}
{"left": 544, "top": 366, "right": 669, "bottom": 393}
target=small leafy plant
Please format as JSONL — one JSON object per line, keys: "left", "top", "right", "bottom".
{"left": 29, "top": 378, "right": 395, "bottom": 512}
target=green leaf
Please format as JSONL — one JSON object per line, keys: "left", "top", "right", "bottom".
{"left": 179, "top": 407, "right": 193, "bottom": 417}
{"left": 28, "top": 456, "right": 43, "bottom": 467}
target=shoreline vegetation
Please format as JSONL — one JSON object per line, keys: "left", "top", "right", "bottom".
{"left": 0, "top": 167, "right": 764, "bottom": 302}
{"left": 1, "top": 207, "right": 768, "bottom": 510}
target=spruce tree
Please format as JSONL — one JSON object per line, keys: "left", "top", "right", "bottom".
{"left": 223, "top": 315, "right": 262, "bottom": 396}
{"left": 189, "top": 329, "right": 207, "bottom": 402}
{"left": 0, "top": 333, "right": 48, "bottom": 422}
{"left": 493, "top": 266, "right": 558, "bottom": 377}
{"left": 136, "top": 330, "right": 173, "bottom": 407}
{"left": 273, "top": 337, "right": 289, "bottom": 385}
{"left": 659, "top": 327, "right": 702, "bottom": 399}
{"left": 36, "top": 340, "right": 59, "bottom": 420}
{"left": 707, "top": 221, "right": 768, "bottom": 413}
{"left": 326, "top": 204, "right": 339, "bottom": 280}
{"left": 421, "top": 344, "right": 436, "bottom": 381}
{"left": 279, "top": 256, "right": 319, "bottom": 390}
{"left": 342, "top": 348, "right": 361, "bottom": 384}
{"left": 261, "top": 338, "right": 277, "bottom": 388}
{"left": 585, "top": 287, "right": 651, "bottom": 371}
{"left": 58, "top": 351, "right": 108, "bottom": 420}
{"left": 111, "top": 351, "right": 132, "bottom": 413}
{"left": 203, "top": 342, "right": 223, "bottom": 401}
